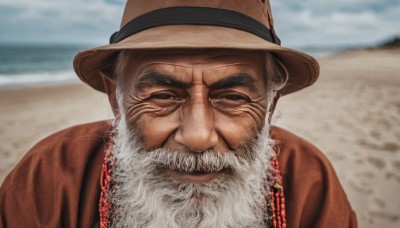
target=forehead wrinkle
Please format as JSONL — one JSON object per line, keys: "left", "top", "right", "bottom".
{"left": 209, "top": 73, "right": 258, "bottom": 92}
{"left": 203, "top": 63, "right": 261, "bottom": 86}
{"left": 206, "top": 63, "right": 258, "bottom": 71}
{"left": 129, "top": 52, "right": 264, "bottom": 89}
{"left": 139, "top": 52, "right": 259, "bottom": 66}
{"left": 137, "top": 62, "right": 191, "bottom": 77}
{"left": 136, "top": 62, "right": 192, "bottom": 85}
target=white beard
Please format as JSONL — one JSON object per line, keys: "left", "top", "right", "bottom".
{"left": 109, "top": 116, "right": 276, "bottom": 228}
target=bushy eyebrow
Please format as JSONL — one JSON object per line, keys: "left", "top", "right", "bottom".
{"left": 136, "top": 71, "right": 257, "bottom": 91}
{"left": 136, "top": 72, "right": 191, "bottom": 89}
{"left": 209, "top": 73, "right": 257, "bottom": 91}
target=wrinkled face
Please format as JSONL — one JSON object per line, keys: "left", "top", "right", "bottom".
{"left": 109, "top": 50, "right": 275, "bottom": 227}
{"left": 119, "top": 49, "right": 268, "bottom": 183}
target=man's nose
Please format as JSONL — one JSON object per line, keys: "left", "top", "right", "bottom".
{"left": 174, "top": 96, "right": 219, "bottom": 152}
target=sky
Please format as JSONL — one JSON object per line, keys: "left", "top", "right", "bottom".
{"left": 0, "top": 0, "right": 399, "bottom": 49}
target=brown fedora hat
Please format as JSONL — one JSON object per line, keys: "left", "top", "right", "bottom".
{"left": 73, "top": 0, "right": 319, "bottom": 96}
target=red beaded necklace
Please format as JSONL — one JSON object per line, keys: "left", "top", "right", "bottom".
{"left": 99, "top": 137, "right": 116, "bottom": 228}
{"left": 98, "top": 138, "right": 286, "bottom": 228}
{"left": 269, "top": 157, "right": 287, "bottom": 228}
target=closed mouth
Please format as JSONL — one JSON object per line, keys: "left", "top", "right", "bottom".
{"left": 161, "top": 166, "right": 229, "bottom": 183}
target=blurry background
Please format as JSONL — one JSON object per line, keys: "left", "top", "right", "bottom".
{"left": 0, "top": 0, "right": 398, "bottom": 86}
{"left": 0, "top": 1, "right": 399, "bottom": 227}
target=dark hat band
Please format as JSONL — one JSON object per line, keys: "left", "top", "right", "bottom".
{"left": 110, "top": 6, "right": 281, "bottom": 45}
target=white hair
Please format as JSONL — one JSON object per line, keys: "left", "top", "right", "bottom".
{"left": 107, "top": 94, "right": 277, "bottom": 227}
{"left": 107, "top": 50, "right": 286, "bottom": 227}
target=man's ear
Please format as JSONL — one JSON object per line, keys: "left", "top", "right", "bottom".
{"left": 100, "top": 71, "right": 120, "bottom": 118}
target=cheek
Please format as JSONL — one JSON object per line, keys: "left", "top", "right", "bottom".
{"left": 123, "top": 92, "right": 181, "bottom": 149}
{"left": 122, "top": 89, "right": 267, "bottom": 150}
{"left": 215, "top": 102, "right": 267, "bottom": 148}
{"left": 135, "top": 113, "right": 180, "bottom": 149}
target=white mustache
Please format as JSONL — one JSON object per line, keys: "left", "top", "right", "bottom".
{"left": 138, "top": 149, "right": 254, "bottom": 173}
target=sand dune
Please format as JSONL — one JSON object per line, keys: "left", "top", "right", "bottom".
{"left": 1, "top": 49, "right": 399, "bottom": 228}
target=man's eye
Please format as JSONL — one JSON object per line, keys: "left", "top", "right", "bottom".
{"left": 146, "top": 91, "right": 184, "bottom": 112}
{"left": 210, "top": 91, "right": 250, "bottom": 107}
{"left": 223, "top": 94, "right": 247, "bottom": 101}
{"left": 215, "top": 92, "right": 250, "bottom": 102}
{"left": 150, "top": 92, "right": 181, "bottom": 100}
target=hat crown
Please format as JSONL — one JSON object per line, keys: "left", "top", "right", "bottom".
{"left": 121, "top": 0, "right": 275, "bottom": 29}
{"left": 74, "top": 0, "right": 319, "bottom": 96}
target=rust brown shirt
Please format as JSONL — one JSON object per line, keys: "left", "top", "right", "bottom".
{"left": 0, "top": 121, "right": 357, "bottom": 227}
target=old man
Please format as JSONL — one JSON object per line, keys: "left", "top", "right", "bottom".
{"left": 0, "top": 0, "right": 357, "bottom": 227}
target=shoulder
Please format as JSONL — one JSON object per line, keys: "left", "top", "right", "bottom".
{"left": 0, "top": 120, "right": 112, "bottom": 227}
{"left": 271, "top": 126, "right": 332, "bottom": 176}
{"left": 271, "top": 126, "right": 357, "bottom": 227}
{"left": 31, "top": 120, "right": 112, "bottom": 149}
{"left": 4, "top": 120, "right": 112, "bottom": 186}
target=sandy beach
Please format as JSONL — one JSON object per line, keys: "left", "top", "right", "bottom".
{"left": 0, "top": 49, "right": 399, "bottom": 228}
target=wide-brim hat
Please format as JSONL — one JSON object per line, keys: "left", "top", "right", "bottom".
{"left": 73, "top": 0, "right": 319, "bottom": 96}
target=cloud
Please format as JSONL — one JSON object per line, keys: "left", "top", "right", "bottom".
{"left": 0, "top": 0, "right": 399, "bottom": 48}
{"left": 0, "top": 0, "right": 124, "bottom": 44}
{"left": 271, "top": 0, "right": 400, "bottom": 48}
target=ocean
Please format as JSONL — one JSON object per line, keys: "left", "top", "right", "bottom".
{"left": 0, "top": 44, "right": 342, "bottom": 89}
{"left": 0, "top": 44, "right": 90, "bottom": 88}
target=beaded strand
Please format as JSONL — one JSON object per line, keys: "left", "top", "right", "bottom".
{"left": 99, "top": 133, "right": 115, "bottom": 228}
{"left": 269, "top": 157, "right": 287, "bottom": 228}
{"left": 99, "top": 137, "right": 287, "bottom": 228}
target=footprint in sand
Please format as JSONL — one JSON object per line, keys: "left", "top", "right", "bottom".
{"left": 354, "top": 171, "right": 375, "bottom": 179}
{"left": 370, "top": 196, "right": 386, "bottom": 209}
{"left": 395, "top": 131, "right": 400, "bottom": 142}
{"left": 347, "top": 179, "right": 372, "bottom": 194}
{"left": 357, "top": 139, "right": 399, "bottom": 152}
{"left": 366, "top": 210, "right": 400, "bottom": 223}
{"left": 366, "top": 156, "right": 386, "bottom": 170}
{"left": 392, "top": 160, "right": 400, "bottom": 173}
{"left": 376, "top": 117, "right": 391, "bottom": 129}
{"left": 356, "top": 139, "right": 380, "bottom": 150}
{"left": 354, "top": 158, "right": 364, "bottom": 164}
{"left": 385, "top": 172, "right": 400, "bottom": 183}
{"left": 0, "top": 145, "right": 10, "bottom": 157}
{"left": 326, "top": 151, "right": 345, "bottom": 161}
{"left": 369, "top": 129, "right": 381, "bottom": 139}
{"left": 381, "top": 142, "right": 400, "bottom": 153}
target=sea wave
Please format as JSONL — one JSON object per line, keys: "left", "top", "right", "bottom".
{"left": 0, "top": 70, "right": 79, "bottom": 88}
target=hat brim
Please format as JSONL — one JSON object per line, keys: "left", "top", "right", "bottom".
{"left": 73, "top": 25, "right": 319, "bottom": 95}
